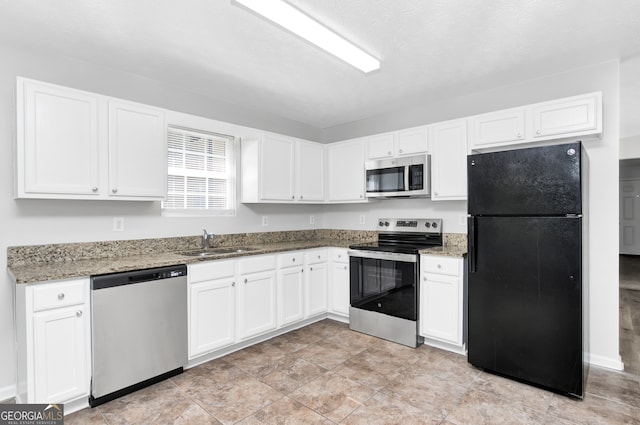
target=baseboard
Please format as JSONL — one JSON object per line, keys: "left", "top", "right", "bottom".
{"left": 587, "top": 352, "right": 624, "bottom": 371}
{"left": 0, "top": 384, "right": 16, "bottom": 403}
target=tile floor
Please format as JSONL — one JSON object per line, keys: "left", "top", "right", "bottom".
{"left": 66, "top": 319, "right": 640, "bottom": 425}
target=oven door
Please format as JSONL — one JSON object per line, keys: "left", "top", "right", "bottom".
{"left": 348, "top": 250, "right": 418, "bottom": 321}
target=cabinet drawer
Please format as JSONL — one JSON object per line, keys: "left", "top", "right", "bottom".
{"left": 189, "top": 260, "right": 235, "bottom": 283}
{"left": 330, "top": 248, "right": 348, "bottom": 263}
{"left": 32, "top": 279, "right": 86, "bottom": 312}
{"left": 305, "top": 249, "right": 328, "bottom": 264}
{"left": 238, "top": 255, "right": 276, "bottom": 275}
{"left": 278, "top": 252, "right": 304, "bottom": 268}
{"left": 421, "top": 256, "right": 460, "bottom": 276}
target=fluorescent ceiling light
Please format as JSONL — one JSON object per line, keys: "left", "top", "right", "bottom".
{"left": 233, "top": 0, "right": 380, "bottom": 73}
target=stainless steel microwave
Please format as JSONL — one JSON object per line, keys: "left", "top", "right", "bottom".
{"left": 365, "top": 154, "right": 431, "bottom": 198}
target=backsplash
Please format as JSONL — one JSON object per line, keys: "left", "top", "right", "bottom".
{"left": 7, "top": 229, "right": 379, "bottom": 267}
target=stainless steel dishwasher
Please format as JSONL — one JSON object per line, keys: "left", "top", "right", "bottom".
{"left": 89, "top": 265, "right": 187, "bottom": 407}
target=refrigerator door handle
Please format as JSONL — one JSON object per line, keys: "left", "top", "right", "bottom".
{"left": 468, "top": 216, "right": 477, "bottom": 273}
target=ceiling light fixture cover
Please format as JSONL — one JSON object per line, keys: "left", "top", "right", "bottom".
{"left": 233, "top": 0, "right": 380, "bottom": 73}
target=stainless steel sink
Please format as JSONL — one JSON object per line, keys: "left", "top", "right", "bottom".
{"left": 179, "top": 247, "right": 258, "bottom": 257}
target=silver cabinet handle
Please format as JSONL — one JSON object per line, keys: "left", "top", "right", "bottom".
{"left": 58, "top": 293, "right": 65, "bottom": 300}
{"left": 516, "top": 132, "right": 522, "bottom": 138}
{"left": 344, "top": 266, "right": 347, "bottom": 270}
{"left": 300, "top": 196, "right": 303, "bottom": 200}
{"left": 92, "top": 187, "right": 98, "bottom": 192}
{"left": 292, "top": 258, "right": 296, "bottom": 262}
{"left": 76, "top": 310, "right": 83, "bottom": 317}
{"left": 388, "top": 151, "right": 392, "bottom": 155}
{"left": 291, "top": 195, "right": 294, "bottom": 199}
{"left": 112, "top": 188, "right": 118, "bottom": 194}
{"left": 536, "top": 129, "right": 541, "bottom": 135}
{"left": 244, "top": 278, "right": 248, "bottom": 284}
{"left": 317, "top": 255, "right": 321, "bottom": 259}
{"left": 399, "top": 149, "right": 403, "bottom": 153}
{"left": 310, "top": 267, "right": 313, "bottom": 271}
{"left": 232, "top": 282, "right": 235, "bottom": 287}
{"left": 437, "top": 264, "right": 442, "bottom": 269}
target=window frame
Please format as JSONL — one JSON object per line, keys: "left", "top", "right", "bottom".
{"left": 161, "top": 124, "right": 237, "bottom": 217}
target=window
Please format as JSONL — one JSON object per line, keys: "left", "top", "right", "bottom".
{"left": 162, "top": 126, "right": 236, "bottom": 215}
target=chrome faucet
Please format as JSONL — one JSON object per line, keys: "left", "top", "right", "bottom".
{"left": 202, "top": 229, "right": 216, "bottom": 250}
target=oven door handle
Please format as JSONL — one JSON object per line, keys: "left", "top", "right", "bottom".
{"left": 347, "top": 249, "right": 417, "bottom": 263}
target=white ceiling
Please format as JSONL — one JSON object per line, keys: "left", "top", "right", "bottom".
{"left": 1, "top": 0, "right": 640, "bottom": 129}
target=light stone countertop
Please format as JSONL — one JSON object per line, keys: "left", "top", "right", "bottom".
{"left": 8, "top": 230, "right": 467, "bottom": 284}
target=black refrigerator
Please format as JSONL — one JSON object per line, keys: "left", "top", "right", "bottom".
{"left": 467, "top": 142, "right": 584, "bottom": 398}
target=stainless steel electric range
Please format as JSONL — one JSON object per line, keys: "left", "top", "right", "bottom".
{"left": 348, "top": 218, "right": 443, "bottom": 347}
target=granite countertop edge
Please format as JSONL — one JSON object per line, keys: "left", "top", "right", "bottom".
{"left": 9, "top": 239, "right": 467, "bottom": 285}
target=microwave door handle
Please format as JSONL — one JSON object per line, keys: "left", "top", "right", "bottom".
{"left": 404, "top": 165, "right": 410, "bottom": 191}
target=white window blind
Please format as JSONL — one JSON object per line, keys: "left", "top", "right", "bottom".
{"left": 163, "top": 126, "right": 236, "bottom": 215}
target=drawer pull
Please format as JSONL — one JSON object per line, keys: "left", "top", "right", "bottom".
{"left": 76, "top": 310, "right": 83, "bottom": 317}
{"left": 292, "top": 258, "right": 296, "bottom": 262}
{"left": 437, "top": 264, "right": 442, "bottom": 269}
{"left": 58, "top": 293, "right": 65, "bottom": 300}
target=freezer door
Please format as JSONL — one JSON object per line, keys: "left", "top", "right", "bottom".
{"left": 467, "top": 216, "right": 583, "bottom": 396}
{"left": 468, "top": 142, "right": 581, "bottom": 215}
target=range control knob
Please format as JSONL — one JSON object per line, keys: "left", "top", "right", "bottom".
{"left": 379, "top": 221, "right": 384, "bottom": 227}
{"left": 432, "top": 222, "right": 438, "bottom": 228}
{"left": 425, "top": 222, "right": 431, "bottom": 228}
{"left": 384, "top": 221, "right": 390, "bottom": 227}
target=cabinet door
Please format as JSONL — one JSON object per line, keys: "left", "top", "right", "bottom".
{"left": 396, "top": 126, "right": 429, "bottom": 155}
{"left": 420, "top": 273, "right": 460, "bottom": 345}
{"left": 238, "top": 270, "right": 277, "bottom": 339}
{"left": 260, "top": 134, "right": 295, "bottom": 201}
{"left": 431, "top": 120, "right": 468, "bottom": 200}
{"left": 470, "top": 109, "right": 526, "bottom": 148}
{"left": 33, "top": 305, "right": 88, "bottom": 403}
{"left": 329, "top": 262, "right": 349, "bottom": 316}
{"left": 533, "top": 93, "right": 600, "bottom": 139}
{"left": 296, "top": 140, "right": 324, "bottom": 201}
{"left": 108, "top": 100, "right": 166, "bottom": 198}
{"left": 367, "top": 133, "right": 395, "bottom": 159}
{"left": 278, "top": 266, "right": 305, "bottom": 326}
{"left": 306, "top": 262, "right": 328, "bottom": 316}
{"left": 189, "top": 278, "right": 236, "bottom": 358}
{"left": 327, "top": 139, "right": 366, "bottom": 202}
{"left": 19, "top": 78, "right": 100, "bottom": 197}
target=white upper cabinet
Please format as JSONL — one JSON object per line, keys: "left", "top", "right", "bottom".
{"left": 468, "top": 92, "right": 602, "bottom": 152}
{"left": 366, "top": 126, "right": 428, "bottom": 160}
{"left": 296, "top": 140, "right": 324, "bottom": 202}
{"left": 241, "top": 134, "right": 324, "bottom": 203}
{"left": 16, "top": 77, "right": 167, "bottom": 201}
{"left": 326, "top": 138, "right": 367, "bottom": 202}
{"left": 108, "top": 100, "right": 166, "bottom": 198}
{"left": 470, "top": 108, "right": 526, "bottom": 148}
{"left": 430, "top": 119, "right": 468, "bottom": 201}
{"left": 367, "top": 133, "right": 395, "bottom": 159}
{"left": 17, "top": 78, "right": 100, "bottom": 197}
{"left": 532, "top": 92, "right": 601, "bottom": 139}
{"left": 259, "top": 133, "right": 296, "bottom": 201}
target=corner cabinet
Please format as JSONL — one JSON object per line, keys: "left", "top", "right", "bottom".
{"left": 241, "top": 134, "right": 324, "bottom": 203}
{"left": 326, "top": 138, "right": 367, "bottom": 202}
{"left": 15, "top": 278, "right": 91, "bottom": 409}
{"left": 430, "top": 119, "right": 468, "bottom": 200}
{"left": 16, "top": 77, "right": 167, "bottom": 200}
{"left": 420, "top": 255, "right": 466, "bottom": 354}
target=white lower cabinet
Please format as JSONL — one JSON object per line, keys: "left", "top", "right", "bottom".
{"left": 188, "top": 260, "right": 236, "bottom": 359}
{"left": 420, "top": 255, "right": 466, "bottom": 354}
{"left": 16, "top": 278, "right": 91, "bottom": 406}
{"left": 328, "top": 248, "right": 350, "bottom": 318}
{"left": 238, "top": 255, "right": 277, "bottom": 339}
{"left": 305, "top": 249, "right": 329, "bottom": 317}
{"left": 277, "top": 252, "right": 305, "bottom": 326}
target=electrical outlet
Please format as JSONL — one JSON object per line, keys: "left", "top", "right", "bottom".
{"left": 310, "top": 215, "right": 315, "bottom": 225}
{"left": 359, "top": 215, "right": 366, "bottom": 225}
{"left": 113, "top": 217, "right": 125, "bottom": 232}
{"left": 262, "top": 216, "right": 269, "bottom": 226}
{"left": 459, "top": 215, "right": 467, "bottom": 226}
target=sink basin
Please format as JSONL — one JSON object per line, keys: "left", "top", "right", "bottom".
{"left": 179, "top": 247, "right": 258, "bottom": 257}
